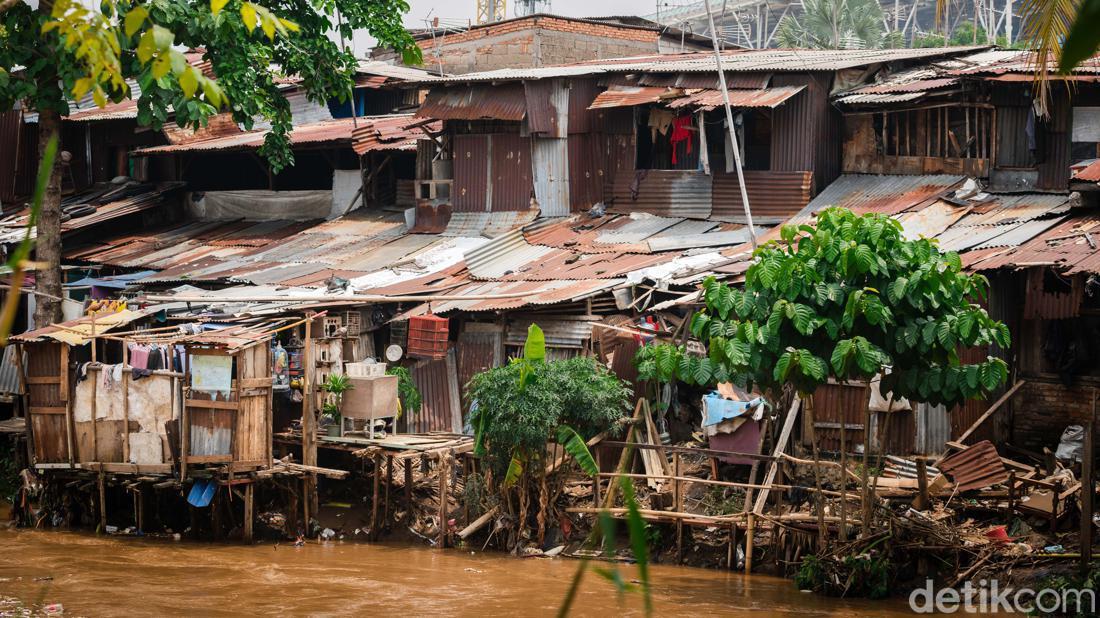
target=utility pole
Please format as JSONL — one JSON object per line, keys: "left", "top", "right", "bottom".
{"left": 703, "top": 0, "right": 757, "bottom": 250}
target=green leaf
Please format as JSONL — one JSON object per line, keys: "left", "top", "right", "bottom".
{"left": 124, "top": 6, "right": 148, "bottom": 37}
{"left": 830, "top": 339, "right": 853, "bottom": 374}
{"left": 503, "top": 453, "right": 524, "bottom": 488}
{"left": 179, "top": 67, "right": 198, "bottom": 98}
{"left": 557, "top": 426, "right": 598, "bottom": 477}
{"left": 774, "top": 351, "right": 794, "bottom": 382}
{"left": 211, "top": 0, "right": 230, "bottom": 16}
{"left": 791, "top": 303, "right": 816, "bottom": 335}
{"left": 240, "top": 2, "right": 258, "bottom": 31}
{"left": 524, "top": 323, "right": 546, "bottom": 363}
{"left": 152, "top": 55, "right": 171, "bottom": 79}
{"left": 136, "top": 30, "right": 156, "bottom": 63}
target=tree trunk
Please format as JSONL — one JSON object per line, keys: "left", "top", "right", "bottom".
{"left": 34, "top": 108, "right": 64, "bottom": 329}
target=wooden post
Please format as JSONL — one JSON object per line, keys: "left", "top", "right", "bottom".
{"left": 728, "top": 523, "right": 736, "bottom": 570}
{"left": 385, "top": 455, "right": 394, "bottom": 524}
{"left": 371, "top": 453, "right": 381, "bottom": 540}
{"left": 243, "top": 482, "right": 254, "bottom": 544}
{"left": 437, "top": 452, "right": 449, "bottom": 549}
{"left": 134, "top": 486, "right": 143, "bottom": 532}
{"left": 744, "top": 513, "right": 754, "bottom": 574}
{"left": 839, "top": 412, "right": 848, "bottom": 541}
{"left": 805, "top": 394, "right": 828, "bottom": 551}
{"left": 97, "top": 471, "right": 107, "bottom": 534}
{"left": 61, "top": 344, "right": 74, "bottom": 465}
{"left": 301, "top": 317, "right": 317, "bottom": 532}
{"left": 916, "top": 458, "right": 930, "bottom": 511}
{"left": 1081, "top": 391, "right": 1095, "bottom": 572}
{"left": 674, "top": 452, "right": 683, "bottom": 564}
{"left": 122, "top": 342, "right": 130, "bottom": 464}
{"left": 404, "top": 459, "right": 414, "bottom": 524}
{"left": 861, "top": 398, "right": 873, "bottom": 538}
{"left": 593, "top": 447, "right": 602, "bottom": 507}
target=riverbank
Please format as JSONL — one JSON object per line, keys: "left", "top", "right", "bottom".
{"left": 0, "top": 528, "right": 915, "bottom": 616}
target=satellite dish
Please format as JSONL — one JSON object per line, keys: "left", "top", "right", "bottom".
{"left": 385, "top": 344, "right": 403, "bottom": 362}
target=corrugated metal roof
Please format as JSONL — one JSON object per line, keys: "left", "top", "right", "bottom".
{"left": 351, "top": 115, "right": 438, "bottom": 154}
{"left": 134, "top": 118, "right": 357, "bottom": 155}
{"left": 356, "top": 60, "right": 440, "bottom": 82}
{"left": 1073, "top": 159, "right": 1100, "bottom": 183}
{"left": 971, "top": 217, "right": 1067, "bottom": 249}
{"left": 415, "top": 84, "right": 527, "bottom": 121}
{"left": 588, "top": 85, "right": 680, "bottom": 109}
{"left": 666, "top": 85, "right": 805, "bottom": 110}
{"left": 12, "top": 309, "right": 154, "bottom": 345}
{"left": 413, "top": 47, "right": 989, "bottom": 84}
{"left": 595, "top": 214, "right": 682, "bottom": 243}
{"left": 834, "top": 92, "right": 926, "bottom": 105}
{"left": 799, "top": 174, "right": 965, "bottom": 218}
{"left": 464, "top": 228, "right": 557, "bottom": 280}
{"left": 439, "top": 210, "right": 539, "bottom": 238}
{"left": 0, "top": 345, "right": 25, "bottom": 396}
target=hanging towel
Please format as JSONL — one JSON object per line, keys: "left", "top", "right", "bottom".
{"left": 129, "top": 344, "right": 150, "bottom": 370}
{"left": 669, "top": 115, "right": 694, "bottom": 164}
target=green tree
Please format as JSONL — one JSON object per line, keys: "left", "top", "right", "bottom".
{"left": 775, "top": 0, "right": 886, "bottom": 50}
{"left": 0, "top": 0, "right": 420, "bottom": 327}
{"left": 636, "top": 207, "right": 1010, "bottom": 407}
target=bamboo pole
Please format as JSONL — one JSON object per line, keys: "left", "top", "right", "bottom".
{"left": 805, "top": 394, "right": 828, "bottom": 550}
{"left": 674, "top": 452, "right": 683, "bottom": 563}
{"left": 437, "top": 451, "right": 449, "bottom": 549}
{"left": 839, "top": 409, "right": 848, "bottom": 542}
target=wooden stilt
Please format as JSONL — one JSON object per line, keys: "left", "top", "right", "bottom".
{"left": 97, "top": 471, "right": 107, "bottom": 534}
{"left": 371, "top": 453, "right": 381, "bottom": 540}
{"left": 744, "top": 513, "right": 755, "bottom": 574}
{"left": 301, "top": 316, "right": 317, "bottom": 535}
{"left": 674, "top": 452, "right": 683, "bottom": 564}
{"left": 861, "top": 397, "right": 873, "bottom": 537}
{"left": 805, "top": 394, "right": 829, "bottom": 550}
{"left": 243, "top": 482, "right": 254, "bottom": 544}
{"left": 839, "top": 410, "right": 848, "bottom": 542}
{"left": 302, "top": 476, "right": 310, "bottom": 534}
{"left": 404, "top": 459, "right": 414, "bottom": 524}
{"left": 1081, "top": 390, "right": 1096, "bottom": 572}
{"left": 437, "top": 452, "right": 449, "bottom": 549}
{"left": 385, "top": 455, "right": 394, "bottom": 525}
{"left": 727, "top": 523, "right": 736, "bottom": 570}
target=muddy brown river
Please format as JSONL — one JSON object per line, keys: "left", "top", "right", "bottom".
{"left": 0, "top": 529, "right": 914, "bottom": 616}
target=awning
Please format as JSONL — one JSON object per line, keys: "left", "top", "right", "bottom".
{"left": 666, "top": 85, "right": 806, "bottom": 111}
{"left": 587, "top": 85, "right": 684, "bottom": 109}
{"left": 12, "top": 309, "right": 152, "bottom": 346}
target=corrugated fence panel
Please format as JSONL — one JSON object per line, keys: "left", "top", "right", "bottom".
{"left": 1038, "top": 93, "right": 1071, "bottom": 191}
{"left": 568, "top": 78, "right": 603, "bottom": 135}
{"left": 456, "top": 329, "right": 501, "bottom": 410}
{"left": 712, "top": 170, "right": 813, "bottom": 221}
{"left": 525, "top": 78, "right": 568, "bottom": 138}
{"left": 771, "top": 73, "right": 838, "bottom": 193}
{"left": 453, "top": 135, "right": 489, "bottom": 213}
{"left": 568, "top": 133, "right": 606, "bottom": 212}
{"left": 410, "top": 355, "right": 458, "bottom": 433}
{"left": 811, "top": 383, "right": 867, "bottom": 453}
{"left": 490, "top": 133, "right": 533, "bottom": 212}
{"left": 532, "top": 137, "right": 570, "bottom": 216}
{"left": 606, "top": 170, "right": 711, "bottom": 218}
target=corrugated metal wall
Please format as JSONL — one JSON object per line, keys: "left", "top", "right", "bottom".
{"left": 490, "top": 133, "right": 533, "bottom": 211}
{"left": 810, "top": 383, "right": 867, "bottom": 452}
{"left": 1038, "top": 92, "right": 1071, "bottom": 190}
{"left": 568, "top": 133, "right": 605, "bottom": 211}
{"left": 0, "top": 110, "right": 35, "bottom": 204}
{"left": 770, "top": 73, "right": 837, "bottom": 193}
{"left": 455, "top": 327, "right": 502, "bottom": 410}
{"left": 711, "top": 170, "right": 813, "bottom": 221}
{"left": 453, "top": 134, "right": 490, "bottom": 212}
{"left": 606, "top": 170, "right": 711, "bottom": 218}
{"left": 410, "top": 353, "right": 460, "bottom": 433}
{"left": 567, "top": 78, "right": 603, "bottom": 135}
{"left": 532, "top": 137, "right": 570, "bottom": 216}
{"left": 525, "top": 78, "right": 568, "bottom": 138}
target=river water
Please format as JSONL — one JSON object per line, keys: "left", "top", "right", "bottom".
{"left": 0, "top": 529, "right": 914, "bottom": 616}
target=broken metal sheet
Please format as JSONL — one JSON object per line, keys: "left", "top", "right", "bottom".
{"left": 588, "top": 85, "right": 682, "bottom": 109}
{"left": 665, "top": 85, "right": 805, "bottom": 111}
{"left": 646, "top": 230, "right": 754, "bottom": 252}
{"left": 937, "top": 440, "right": 1008, "bottom": 492}
{"left": 595, "top": 214, "right": 683, "bottom": 244}
{"left": 799, "top": 174, "right": 965, "bottom": 218}
{"left": 464, "top": 229, "right": 558, "bottom": 280}
{"left": 440, "top": 210, "right": 539, "bottom": 238}
{"left": 416, "top": 84, "right": 526, "bottom": 121}
{"left": 896, "top": 200, "right": 971, "bottom": 240}
{"left": 972, "top": 217, "right": 1068, "bottom": 250}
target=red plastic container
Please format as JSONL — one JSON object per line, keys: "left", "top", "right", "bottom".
{"left": 407, "top": 314, "right": 449, "bottom": 359}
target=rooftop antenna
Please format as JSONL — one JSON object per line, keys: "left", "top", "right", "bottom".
{"left": 703, "top": 0, "right": 757, "bottom": 250}
{"left": 476, "top": 0, "right": 506, "bottom": 24}
{"left": 515, "top": 0, "right": 550, "bottom": 17}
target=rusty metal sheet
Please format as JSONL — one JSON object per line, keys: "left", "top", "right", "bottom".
{"left": 410, "top": 356, "right": 459, "bottom": 433}
{"left": 667, "top": 85, "right": 805, "bottom": 111}
{"left": 1073, "top": 159, "right": 1100, "bottom": 182}
{"left": 607, "top": 170, "right": 711, "bottom": 219}
{"left": 896, "top": 200, "right": 971, "bottom": 239}
{"left": 524, "top": 78, "right": 568, "bottom": 138}
{"left": 489, "top": 133, "right": 533, "bottom": 212}
{"left": 712, "top": 170, "right": 813, "bottom": 222}
{"left": 465, "top": 228, "right": 557, "bottom": 280}
{"left": 567, "top": 133, "right": 606, "bottom": 212}
{"left": 135, "top": 118, "right": 357, "bottom": 155}
{"left": 937, "top": 440, "right": 1008, "bottom": 492}
{"left": 588, "top": 86, "right": 682, "bottom": 109}
{"left": 416, "top": 84, "right": 526, "bottom": 121}
{"left": 494, "top": 248, "right": 673, "bottom": 281}
{"left": 801, "top": 174, "right": 965, "bottom": 217}
{"left": 352, "top": 115, "right": 438, "bottom": 155}
{"left": 531, "top": 136, "right": 570, "bottom": 216}
{"left": 567, "top": 78, "right": 603, "bottom": 135}
{"left": 453, "top": 134, "right": 490, "bottom": 213}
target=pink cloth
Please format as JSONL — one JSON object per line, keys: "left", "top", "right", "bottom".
{"left": 709, "top": 420, "right": 762, "bottom": 465}
{"left": 128, "top": 344, "right": 150, "bottom": 370}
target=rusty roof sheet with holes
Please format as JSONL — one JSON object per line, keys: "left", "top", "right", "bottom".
{"left": 415, "top": 84, "right": 527, "bottom": 121}
{"left": 937, "top": 440, "right": 1008, "bottom": 492}
{"left": 132, "top": 118, "right": 358, "bottom": 155}
{"left": 588, "top": 85, "right": 682, "bottom": 109}
{"left": 665, "top": 85, "right": 806, "bottom": 111}
{"left": 351, "top": 115, "right": 439, "bottom": 155}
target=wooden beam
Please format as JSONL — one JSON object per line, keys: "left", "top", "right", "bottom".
{"left": 752, "top": 396, "right": 801, "bottom": 515}
{"left": 956, "top": 379, "right": 1026, "bottom": 444}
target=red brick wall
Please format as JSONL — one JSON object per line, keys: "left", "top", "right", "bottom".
{"left": 416, "top": 16, "right": 660, "bottom": 74}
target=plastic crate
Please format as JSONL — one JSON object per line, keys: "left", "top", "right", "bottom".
{"left": 343, "top": 311, "right": 362, "bottom": 337}
{"left": 407, "top": 314, "right": 449, "bottom": 360}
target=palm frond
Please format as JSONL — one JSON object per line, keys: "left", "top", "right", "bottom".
{"left": 1017, "top": 0, "right": 1079, "bottom": 115}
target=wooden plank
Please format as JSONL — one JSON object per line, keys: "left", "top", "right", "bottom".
{"left": 185, "top": 399, "right": 239, "bottom": 410}
{"left": 122, "top": 342, "right": 130, "bottom": 465}
{"left": 186, "top": 454, "right": 234, "bottom": 464}
{"left": 26, "top": 376, "right": 62, "bottom": 384}
{"left": 956, "top": 380, "right": 1026, "bottom": 444}
{"left": 238, "top": 377, "right": 271, "bottom": 389}
{"left": 753, "top": 396, "right": 801, "bottom": 515}
{"left": 30, "top": 406, "right": 67, "bottom": 415}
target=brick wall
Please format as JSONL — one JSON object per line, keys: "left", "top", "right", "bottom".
{"left": 415, "top": 16, "right": 660, "bottom": 74}
{"left": 1010, "top": 377, "right": 1096, "bottom": 451}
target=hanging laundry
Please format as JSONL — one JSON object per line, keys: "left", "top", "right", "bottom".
{"left": 669, "top": 115, "right": 694, "bottom": 165}
{"left": 648, "top": 108, "right": 674, "bottom": 141}
{"left": 128, "top": 344, "right": 150, "bottom": 370}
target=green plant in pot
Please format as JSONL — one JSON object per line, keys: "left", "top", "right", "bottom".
{"left": 321, "top": 374, "right": 353, "bottom": 437}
